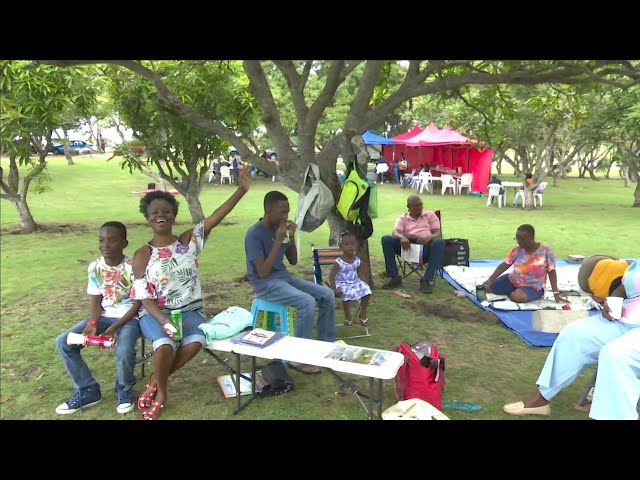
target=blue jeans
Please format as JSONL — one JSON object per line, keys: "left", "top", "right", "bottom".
{"left": 139, "top": 309, "right": 206, "bottom": 351}
{"left": 255, "top": 276, "right": 336, "bottom": 342}
{"left": 490, "top": 274, "right": 544, "bottom": 302}
{"left": 381, "top": 235, "right": 445, "bottom": 283}
{"left": 55, "top": 316, "right": 141, "bottom": 393}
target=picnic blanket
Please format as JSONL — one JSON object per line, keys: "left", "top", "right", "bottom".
{"left": 441, "top": 259, "right": 601, "bottom": 348}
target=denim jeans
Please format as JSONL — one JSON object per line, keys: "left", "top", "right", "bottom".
{"left": 381, "top": 235, "right": 445, "bottom": 283}
{"left": 255, "top": 276, "right": 336, "bottom": 342}
{"left": 139, "top": 309, "right": 206, "bottom": 351}
{"left": 55, "top": 316, "right": 141, "bottom": 393}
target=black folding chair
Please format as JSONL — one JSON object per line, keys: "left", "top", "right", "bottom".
{"left": 137, "top": 337, "right": 153, "bottom": 380}
{"left": 311, "top": 245, "right": 370, "bottom": 340}
{"left": 395, "top": 210, "right": 442, "bottom": 281}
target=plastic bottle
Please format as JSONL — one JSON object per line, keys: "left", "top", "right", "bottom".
{"left": 476, "top": 285, "right": 487, "bottom": 302}
{"left": 170, "top": 310, "right": 183, "bottom": 341}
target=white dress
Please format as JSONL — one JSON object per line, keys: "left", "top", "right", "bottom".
{"left": 335, "top": 257, "right": 372, "bottom": 302}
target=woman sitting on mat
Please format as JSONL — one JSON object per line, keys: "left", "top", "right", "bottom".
{"left": 481, "top": 224, "right": 568, "bottom": 304}
{"left": 503, "top": 260, "right": 640, "bottom": 420}
{"left": 326, "top": 230, "right": 372, "bottom": 327}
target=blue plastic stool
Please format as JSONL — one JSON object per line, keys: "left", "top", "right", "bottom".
{"left": 251, "top": 298, "right": 295, "bottom": 336}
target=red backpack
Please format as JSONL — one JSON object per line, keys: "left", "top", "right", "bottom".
{"left": 393, "top": 340, "right": 446, "bottom": 409}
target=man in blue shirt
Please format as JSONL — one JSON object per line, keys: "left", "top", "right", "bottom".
{"left": 245, "top": 191, "right": 336, "bottom": 374}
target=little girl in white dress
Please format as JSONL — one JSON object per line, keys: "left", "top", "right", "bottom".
{"left": 327, "top": 231, "right": 372, "bottom": 326}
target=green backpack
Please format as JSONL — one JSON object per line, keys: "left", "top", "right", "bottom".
{"left": 337, "top": 169, "right": 370, "bottom": 222}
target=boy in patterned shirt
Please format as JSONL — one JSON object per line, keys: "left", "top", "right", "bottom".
{"left": 55, "top": 221, "right": 141, "bottom": 415}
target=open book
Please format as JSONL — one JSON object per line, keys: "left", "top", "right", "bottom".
{"left": 217, "top": 371, "right": 265, "bottom": 398}
{"left": 232, "top": 328, "right": 282, "bottom": 348}
{"left": 401, "top": 244, "right": 423, "bottom": 264}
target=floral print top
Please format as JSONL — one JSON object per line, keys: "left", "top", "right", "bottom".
{"left": 504, "top": 243, "right": 557, "bottom": 291}
{"left": 131, "top": 221, "right": 207, "bottom": 313}
{"left": 87, "top": 255, "right": 135, "bottom": 318}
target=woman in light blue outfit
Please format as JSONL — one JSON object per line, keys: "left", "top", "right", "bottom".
{"left": 503, "top": 260, "right": 640, "bottom": 420}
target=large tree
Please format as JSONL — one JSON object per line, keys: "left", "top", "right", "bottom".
{"left": 41, "top": 60, "right": 640, "bottom": 225}
{"left": 106, "top": 61, "right": 260, "bottom": 222}
{"left": 1, "top": 61, "right": 100, "bottom": 232}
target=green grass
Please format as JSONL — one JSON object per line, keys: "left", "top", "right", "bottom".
{"left": 1, "top": 156, "right": 639, "bottom": 420}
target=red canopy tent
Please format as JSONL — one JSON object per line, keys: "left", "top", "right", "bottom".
{"left": 383, "top": 123, "right": 493, "bottom": 193}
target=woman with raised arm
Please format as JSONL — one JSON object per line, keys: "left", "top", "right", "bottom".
{"left": 132, "top": 165, "right": 252, "bottom": 420}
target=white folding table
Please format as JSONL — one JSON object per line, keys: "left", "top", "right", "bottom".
{"left": 204, "top": 334, "right": 404, "bottom": 420}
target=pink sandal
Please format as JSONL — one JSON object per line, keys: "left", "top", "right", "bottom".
{"left": 137, "top": 374, "right": 157, "bottom": 411}
{"left": 141, "top": 401, "right": 164, "bottom": 420}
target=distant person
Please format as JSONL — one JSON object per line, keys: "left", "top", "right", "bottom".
{"left": 174, "top": 177, "right": 187, "bottom": 190}
{"left": 512, "top": 172, "right": 533, "bottom": 206}
{"left": 481, "top": 224, "right": 567, "bottom": 304}
{"left": 375, "top": 155, "right": 389, "bottom": 184}
{"left": 381, "top": 195, "right": 445, "bottom": 293}
{"left": 101, "top": 139, "right": 107, "bottom": 153}
{"left": 55, "top": 221, "right": 141, "bottom": 416}
{"left": 245, "top": 191, "right": 336, "bottom": 374}
{"left": 327, "top": 230, "right": 372, "bottom": 328}
{"left": 487, "top": 174, "right": 504, "bottom": 204}
{"left": 231, "top": 150, "right": 242, "bottom": 182}
{"left": 398, "top": 153, "right": 408, "bottom": 183}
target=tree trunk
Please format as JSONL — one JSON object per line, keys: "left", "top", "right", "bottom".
{"left": 552, "top": 171, "right": 561, "bottom": 187}
{"left": 633, "top": 180, "right": 640, "bottom": 207}
{"left": 326, "top": 211, "right": 345, "bottom": 246}
{"left": 15, "top": 196, "right": 39, "bottom": 233}
{"left": 358, "top": 239, "right": 373, "bottom": 289}
{"left": 62, "top": 135, "right": 75, "bottom": 165}
{"left": 184, "top": 189, "right": 205, "bottom": 224}
{"left": 522, "top": 189, "right": 536, "bottom": 209}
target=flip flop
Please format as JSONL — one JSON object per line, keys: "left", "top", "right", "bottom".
{"left": 442, "top": 401, "right": 482, "bottom": 412}
{"left": 137, "top": 374, "right": 157, "bottom": 411}
{"left": 393, "top": 289, "right": 412, "bottom": 299}
{"left": 288, "top": 362, "right": 322, "bottom": 375}
{"left": 140, "top": 401, "right": 164, "bottom": 420}
{"left": 343, "top": 319, "right": 354, "bottom": 327}
{"left": 359, "top": 317, "right": 369, "bottom": 327}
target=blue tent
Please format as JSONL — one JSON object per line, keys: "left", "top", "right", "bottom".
{"left": 362, "top": 130, "right": 395, "bottom": 145}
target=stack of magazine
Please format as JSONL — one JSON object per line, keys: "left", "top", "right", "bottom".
{"left": 232, "top": 328, "right": 283, "bottom": 348}
{"left": 325, "top": 345, "right": 391, "bottom": 366}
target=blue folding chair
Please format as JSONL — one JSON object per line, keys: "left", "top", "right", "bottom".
{"left": 311, "top": 245, "right": 370, "bottom": 340}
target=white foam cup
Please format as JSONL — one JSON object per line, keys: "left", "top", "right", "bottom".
{"left": 606, "top": 296, "right": 623, "bottom": 320}
{"left": 67, "top": 332, "right": 87, "bottom": 346}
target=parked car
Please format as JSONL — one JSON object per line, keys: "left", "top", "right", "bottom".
{"left": 51, "top": 140, "right": 95, "bottom": 155}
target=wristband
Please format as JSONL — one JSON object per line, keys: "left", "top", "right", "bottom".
{"left": 86, "top": 320, "right": 97, "bottom": 326}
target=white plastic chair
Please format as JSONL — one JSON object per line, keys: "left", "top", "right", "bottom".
{"left": 440, "top": 174, "right": 456, "bottom": 195}
{"left": 375, "top": 163, "right": 389, "bottom": 184}
{"left": 534, "top": 182, "right": 547, "bottom": 207}
{"left": 417, "top": 171, "right": 433, "bottom": 194}
{"left": 457, "top": 173, "right": 473, "bottom": 195}
{"left": 220, "top": 165, "right": 233, "bottom": 184}
{"left": 486, "top": 183, "right": 505, "bottom": 207}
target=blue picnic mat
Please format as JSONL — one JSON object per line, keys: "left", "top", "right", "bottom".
{"left": 441, "top": 259, "right": 599, "bottom": 348}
